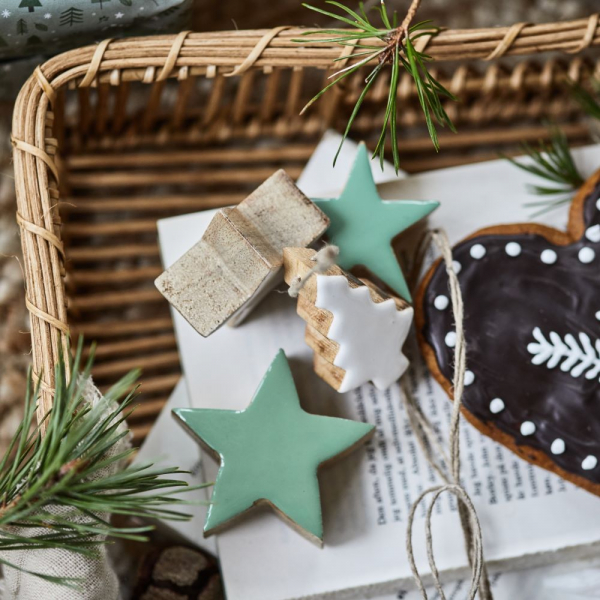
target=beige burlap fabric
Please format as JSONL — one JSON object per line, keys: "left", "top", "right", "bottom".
{"left": 0, "top": 379, "right": 129, "bottom": 600}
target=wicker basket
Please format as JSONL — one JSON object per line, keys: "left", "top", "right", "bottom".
{"left": 11, "top": 17, "right": 600, "bottom": 442}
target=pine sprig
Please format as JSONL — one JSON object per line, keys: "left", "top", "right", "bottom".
{"left": 570, "top": 78, "right": 600, "bottom": 122}
{"left": 0, "top": 339, "right": 206, "bottom": 587}
{"left": 296, "top": 1, "right": 457, "bottom": 172}
{"left": 504, "top": 125, "right": 584, "bottom": 217}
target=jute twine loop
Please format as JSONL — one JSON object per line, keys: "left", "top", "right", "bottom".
{"left": 26, "top": 297, "right": 69, "bottom": 334}
{"left": 335, "top": 40, "right": 360, "bottom": 70}
{"left": 11, "top": 136, "right": 59, "bottom": 183}
{"left": 157, "top": 30, "right": 192, "bottom": 81}
{"left": 486, "top": 22, "right": 528, "bottom": 60}
{"left": 403, "top": 228, "right": 492, "bottom": 600}
{"left": 80, "top": 38, "right": 113, "bottom": 88}
{"left": 414, "top": 32, "right": 434, "bottom": 53}
{"left": 225, "top": 26, "right": 292, "bottom": 77}
{"left": 32, "top": 370, "right": 56, "bottom": 395}
{"left": 567, "top": 13, "right": 599, "bottom": 53}
{"left": 34, "top": 66, "right": 56, "bottom": 105}
{"left": 16, "top": 212, "right": 65, "bottom": 260}
{"left": 287, "top": 245, "right": 339, "bottom": 297}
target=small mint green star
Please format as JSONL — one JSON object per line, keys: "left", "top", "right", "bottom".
{"left": 173, "top": 350, "right": 374, "bottom": 545}
{"left": 313, "top": 143, "right": 439, "bottom": 301}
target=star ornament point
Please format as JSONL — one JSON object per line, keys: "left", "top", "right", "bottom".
{"left": 173, "top": 349, "right": 374, "bottom": 545}
{"left": 313, "top": 143, "right": 439, "bottom": 302}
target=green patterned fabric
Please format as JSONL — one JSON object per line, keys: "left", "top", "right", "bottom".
{"left": 0, "top": 0, "right": 193, "bottom": 60}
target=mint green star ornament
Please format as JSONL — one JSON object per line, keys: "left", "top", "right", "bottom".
{"left": 313, "top": 143, "right": 439, "bottom": 302}
{"left": 173, "top": 350, "right": 374, "bottom": 546}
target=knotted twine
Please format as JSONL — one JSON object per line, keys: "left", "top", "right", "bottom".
{"left": 286, "top": 231, "right": 491, "bottom": 598}
{"left": 403, "top": 228, "right": 492, "bottom": 600}
{"left": 288, "top": 245, "right": 340, "bottom": 298}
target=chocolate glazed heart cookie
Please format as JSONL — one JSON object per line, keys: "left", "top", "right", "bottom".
{"left": 415, "top": 169, "right": 600, "bottom": 495}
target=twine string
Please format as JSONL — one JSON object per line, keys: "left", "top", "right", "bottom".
{"left": 485, "top": 22, "right": 528, "bottom": 60}
{"left": 157, "top": 31, "right": 192, "bottom": 81}
{"left": 567, "top": 13, "right": 599, "bottom": 53}
{"left": 287, "top": 245, "right": 339, "bottom": 297}
{"left": 79, "top": 38, "right": 113, "bottom": 88}
{"left": 225, "top": 26, "right": 292, "bottom": 77}
{"left": 11, "top": 137, "right": 59, "bottom": 183}
{"left": 34, "top": 66, "right": 56, "bottom": 105}
{"left": 403, "top": 228, "right": 492, "bottom": 600}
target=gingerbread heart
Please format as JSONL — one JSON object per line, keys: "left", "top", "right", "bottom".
{"left": 416, "top": 169, "right": 600, "bottom": 495}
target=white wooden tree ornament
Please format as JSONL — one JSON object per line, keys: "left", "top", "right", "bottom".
{"left": 155, "top": 170, "right": 329, "bottom": 337}
{"left": 283, "top": 247, "right": 414, "bottom": 393}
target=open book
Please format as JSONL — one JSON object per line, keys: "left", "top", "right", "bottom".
{"left": 155, "top": 135, "right": 600, "bottom": 600}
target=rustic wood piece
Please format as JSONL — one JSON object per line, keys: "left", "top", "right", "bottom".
{"left": 131, "top": 546, "right": 223, "bottom": 600}
{"left": 155, "top": 170, "right": 329, "bottom": 338}
{"left": 283, "top": 247, "right": 411, "bottom": 391}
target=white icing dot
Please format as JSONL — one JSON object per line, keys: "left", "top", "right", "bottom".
{"left": 444, "top": 331, "right": 457, "bottom": 348}
{"left": 464, "top": 370, "right": 475, "bottom": 386}
{"left": 578, "top": 247, "right": 596, "bottom": 264}
{"left": 452, "top": 260, "right": 462, "bottom": 274}
{"left": 582, "top": 455, "right": 598, "bottom": 471}
{"left": 489, "top": 398, "right": 505, "bottom": 414}
{"left": 585, "top": 224, "right": 600, "bottom": 242}
{"left": 551, "top": 438, "right": 566, "bottom": 455}
{"left": 470, "top": 244, "right": 486, "bottom": 260}
{"left": 540, "top": 249, "right": 557, "bottom": 265}
{"left": 505, "top": 242, "right": 521, "bottom": 257}
{"left": 520, "top": 421, "right": 536, "bottom": 436}
{"left": 434, "top": 295, "right": 449, "bottom": 310}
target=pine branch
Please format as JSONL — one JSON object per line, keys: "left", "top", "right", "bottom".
{"left": 503, "top": 124, "right": 584, "bottom": 217}
{"left": 569, "top": 78, "right": 600, "bottom": 122}
{"left": 0, "top": 339, "right": 208, "bottom": 587}
{"left": 295, "top": 0, "right": 457, "bottom": 173}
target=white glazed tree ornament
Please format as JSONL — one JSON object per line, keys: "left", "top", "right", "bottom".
{"left": 527, "top": 327, "right": 600, "bottom": 380}
{"left": 315, "top": 275, "right": 414, "bottom": 393}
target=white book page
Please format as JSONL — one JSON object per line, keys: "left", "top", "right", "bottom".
{"left": 157, "top": 138, "right": 600, "bottom": 600}
{"left": 296, "top": 130, "right": 403, "bottom": 197}
{"left": 133, "top": 379, "right": 217, "bottom": 556}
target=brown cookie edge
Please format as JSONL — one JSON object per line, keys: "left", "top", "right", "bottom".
{"left": 414, "top": 168, "right": 600, "bottom": 497}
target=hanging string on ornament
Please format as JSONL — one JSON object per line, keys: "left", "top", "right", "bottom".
{"left": 404, "top": 228, "right": 492, "bottom": 600}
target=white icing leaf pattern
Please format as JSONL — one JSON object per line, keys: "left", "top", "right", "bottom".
{"left": 527, "top": 327, "right": 600, "bottom": 380}
{"left": 315, "top": 275, "right": 414, "bottom": 393}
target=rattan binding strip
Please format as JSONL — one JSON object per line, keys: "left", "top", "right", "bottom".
{"left": 11, "top": 16, "right": 600, "bottom": 421}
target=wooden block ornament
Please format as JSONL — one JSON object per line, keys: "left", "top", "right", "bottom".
{"left": 155, "top": 170, "right": 329, "bottom": 337}
{"left": 283, "top": 247, "right": 414, "bottom": 393}
{"left": 173, "top": 350, "right": 374, "bottom": 546}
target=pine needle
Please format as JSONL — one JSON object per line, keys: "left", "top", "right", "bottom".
{"left": 569, "top": 77, "right": 600, "bottom": 122}
{"left": 0, "top": 338, "right": 208, "bottom": 587}
{"left": 295, "top": 1, "right": 457, "bottom": 173}
{"left": 504, "top": 125, "right": 584, "bottom": 217}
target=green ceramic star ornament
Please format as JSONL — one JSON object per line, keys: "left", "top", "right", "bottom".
{"left": 313, "top": 143, "right": 439, "bottom": 302}
{"left": 173, "top": 350, "right": 374, "bottom": 546}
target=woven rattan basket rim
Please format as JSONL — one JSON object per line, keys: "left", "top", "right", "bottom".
{"left": 11, "top": 15, "right": 600, "bottom": 420}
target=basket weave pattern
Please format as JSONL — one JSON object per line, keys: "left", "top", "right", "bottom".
{"left": 11, "top": 17, "right": 600, "bottom": 438}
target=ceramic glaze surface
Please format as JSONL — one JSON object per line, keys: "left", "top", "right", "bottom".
{"left": 174, "top": 350, "right": 374, "bottom": 541}
{"left": 315, "top": 274, "right": 413, "bottom": 392}
{"left": 313, "top": 144, "right": 439, "bottom": 301}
